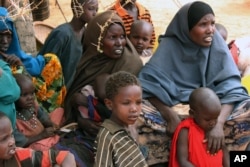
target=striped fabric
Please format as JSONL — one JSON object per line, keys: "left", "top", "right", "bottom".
{"left": 94, "top": 119, "right": 148, "bottom": 167}
{"left": 110, "top": 1, "right": 156, "bottom": 48}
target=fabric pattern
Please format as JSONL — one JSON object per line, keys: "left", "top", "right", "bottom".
{"left": 110, "top": 0, "right": 156, "bottom": 48}
{"left": 94, "top": 119, "right": 148, "bottom": 167}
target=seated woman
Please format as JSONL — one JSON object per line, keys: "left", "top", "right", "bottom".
{"left": 138, "top": 1, "right": 250, "bottom": 166}
{"left": 55, "top": 10, "right": 143, "bottom": 167}
{"left": 0, "top": 7, "right": 66, "bottom": 113}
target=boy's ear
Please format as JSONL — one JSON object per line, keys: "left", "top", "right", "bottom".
{"left": 189, "top": 109, "right": 194, "bottom": 117}
{"left": 104, "top": 98, "right": 112, "bottom": 110}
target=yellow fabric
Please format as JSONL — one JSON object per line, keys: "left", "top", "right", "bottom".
{"left": 242, "top": 75, "right": 250, "bottom": 94}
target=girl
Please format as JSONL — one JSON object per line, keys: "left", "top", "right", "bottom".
{"left": 14, "top": 73, "right": 61, "bottom": 151}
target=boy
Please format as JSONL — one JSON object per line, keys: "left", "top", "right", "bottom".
{"left": 94, "top": 71, "right": 148, "bottom": 167}
{"left": 110, "top": 0, "right": 156, "bottom": 48}
{"left": 0, "top": 112, "right": 76, "bottom": 166}
{"left": 168, "top": 87, "right": 229, "bottom": 167}
{"left": 129, "top": 20, "right": 153, "bottom": 65}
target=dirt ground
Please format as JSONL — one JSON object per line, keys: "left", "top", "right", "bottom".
{"left": 43, "top": 0, "right": 250, "bottom": 43}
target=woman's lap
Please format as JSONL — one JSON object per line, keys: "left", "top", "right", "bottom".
{"left": 136, "top": 99, "right": 250, "bottom": 165}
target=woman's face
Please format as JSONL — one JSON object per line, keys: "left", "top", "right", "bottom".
{"left": 189, "top": 14, "right": 215, "bottom": 47}
{"left": 0, "top": 30, "right": 12, "bottom": 52}
{"left": 102, "top": 23, "right": 126, "bottom": 59}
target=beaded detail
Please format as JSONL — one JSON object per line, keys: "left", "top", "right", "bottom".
{"left": 17, "top": 108, "right": 38, "bottom": 129}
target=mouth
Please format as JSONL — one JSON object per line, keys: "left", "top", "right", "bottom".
{"left": 8, "top": 147, "right": 16, "bottom": 156}
{"left": 128, "top": 115, "right": 139, "bottom": 122}
{"left": 114, "top": 48, "right": 123, "bottom": 55}
{"left": 204, "top": 36, "right": 213, "bottom": 42}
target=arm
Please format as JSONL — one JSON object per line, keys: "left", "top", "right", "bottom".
{"left": 222, "top": 145, "right": 230, "bottom": 167}
{"left": 23, "top": 127, "right": 56, "bottom": 147}
{"left": 177, "top": 128, "right": 195, "bottom": 167}
{"left": 148, "top": 97, "right": 181, "bottom": 135}
{"left": 205, "top": 104, "right": 233, "bottom": 154}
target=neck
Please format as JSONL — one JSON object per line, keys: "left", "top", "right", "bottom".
{"left": 69, "top": 17, "right": 86, "bottom": 32}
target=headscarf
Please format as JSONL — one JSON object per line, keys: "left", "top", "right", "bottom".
{"left": 64, "top": 10, "right": 142, "bottom": 123}
{"left": 139, "top": 1, "right": 249, "bottom": 106}
{"left": 0, "top": 7, "right": 45, "bottom": 76}
{"left": 0, "top": 7, "right": 23, "bottom": 56}
{"left": 188, "top": 1, "right": 214, "bottom": 30}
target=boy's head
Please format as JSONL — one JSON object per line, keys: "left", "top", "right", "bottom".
{"left": 13, "top": 74, "right": 35, "bottom": 109}
{"left": 0, "top": 112, "right": 16, "bottom": 160}
{"left": 215, "top": 23, "right": 228, "bottom": 41}
{"left": 104, "top": 71, "right": 142, "bottom": 126}
{"left": 129, "top": 20, "right": 153, "bottom": 55}
{"left": 120, "top": 0, "right": 136, "bottom": 5}
{"left": 189, "top": 87, "right": 221, "bottom": 132}
{"left": 71, "top": 0, "right": 98, "bottom": 23}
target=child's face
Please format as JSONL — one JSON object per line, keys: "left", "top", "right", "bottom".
{"left": 80, "top": 0, "right": 98, "bottom": 23}
{"left": 129, "top": 26, "right": 152, "bottom": 55}
{"left": 16, "top": 79, "right": 35, "bottom": 109}
{"left": 102, "top": 23, "right": 126, "bottom": 59}
{"left": 0, "top": 30, "right": 12, "bottom": 52}
{"left": 106, "top": 85, "right": 142, "bottom": 127}
{"left": 191, "top": 108, "right": 220, "bottom": 132}
{"left": 0, "top": 117, "right": 16, "bottom": 160}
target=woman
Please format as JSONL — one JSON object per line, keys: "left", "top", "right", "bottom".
{"left": 0, "top": 7, "right": 66, "bottom": 113}
{"left": 56, "top": 10, "right": 143, "bottom": 167}
{"left": 138, "top": 1, "right": 250, "bottom": 166}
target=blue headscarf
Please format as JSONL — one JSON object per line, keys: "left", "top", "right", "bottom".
{"left": 0, "top": 7, "right": 45, "bottom": 76}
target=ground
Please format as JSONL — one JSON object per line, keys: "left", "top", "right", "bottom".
{"left": 43, "top": 0, "right": 250, "bottom": 43}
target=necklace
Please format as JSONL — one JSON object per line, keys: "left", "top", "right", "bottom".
{"left": 17, "top": 107, "right": 38, "bottom": 129}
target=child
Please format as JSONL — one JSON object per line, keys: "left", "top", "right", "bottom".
{"left": 13, "top": 73, "right": 61, "bottom": 151}
{"left": 168, "top": 87, "right": 229, "bottom": 167}
{"left": 129, "top": 20, "right": 153, "bottom": 65}
{"left": 39, "top": 0, "right": 99, "bottom": 89}
{"left": 0, "top": 111, "right": 76, "bottom": 167}
{"left": 110, "top": 0, "right": 156, "bottom": 49}
{"left": 94, "top": 71, "right": 148, "bottom": 167}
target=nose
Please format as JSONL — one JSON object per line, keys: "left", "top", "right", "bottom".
{"left": 8, "top": 135, "right": 15, "bottom": 147}
{"left": 115, "top": 38, "right": 122, "bottom": 46}
{"left": 130, "top": 104, "right": 138, "bottom": 113}
{"left": 207, "top": 24, "right": 215, "bottom": 34}
{"left": 0, "top": 35, "right": 8, "bottom": 43}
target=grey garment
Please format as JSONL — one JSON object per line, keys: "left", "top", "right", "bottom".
{"left": 139, "top": 2, "right": 249, "bottom": 106}
{"left": 39, "top": 23, "right": 83, "bottom": 89}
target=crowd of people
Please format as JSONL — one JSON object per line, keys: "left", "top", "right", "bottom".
{"left": 1, "top": 0, "right": 250, "bottom": 167}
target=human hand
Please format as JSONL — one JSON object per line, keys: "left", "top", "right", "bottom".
{"left": 71, "top": 92, "right": 88, "bottom": 110}
{"left": 204, "top": 123, "right": 225, "bottom": 155}
{"left": 3, "top": 53, "right": 23, "bottom": 66}
{"left": 44, "top": 127, "right": 56, "bottom": 137}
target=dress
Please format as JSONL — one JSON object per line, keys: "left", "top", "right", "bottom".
{"left": 110, "top": 0, "right": 156, "bottom": 48}
{"left": 0, "top": 7, "right": 66, "bottom": 113}
{"left": 39, "top": 23, "right": 83, "bottom": 89}
{"left": 0, "top": 60, "right": 20, "bottom": 128}
{"left": 137, "top": 2, "right": 250, "bottom": 165}
{"left": 168, "top": 118, "right": 223, "bottom": 167}
{"left": 94, "top": 119, "right": 148, "bottom": 167}
{"left": 16, "top": 106, "right": 60, "bottom": 151}
{"left": 56, "top": 11, "right": 143, "bottom": 167}
{"left": 1, "top": 147, "right": 68, "bottom": 167}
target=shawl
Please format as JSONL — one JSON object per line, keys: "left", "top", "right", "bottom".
{"left": 168, "top": 118, "right": 223, "bottom": 167}
{"left": 64, "top": 10, "right": 142, "bottom": 123}
{"left": 0, "top": 7, "right": 44, "bottom": 76}
{"left": 0, "top": 60, "right": 20, "bottom": 128}
{"left": 138, "top": 2, "right": 249, "bottom": 106}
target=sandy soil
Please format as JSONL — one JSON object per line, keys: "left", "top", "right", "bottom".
{"left": 44, "top": 0, "right": 250, "bottom": 43}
